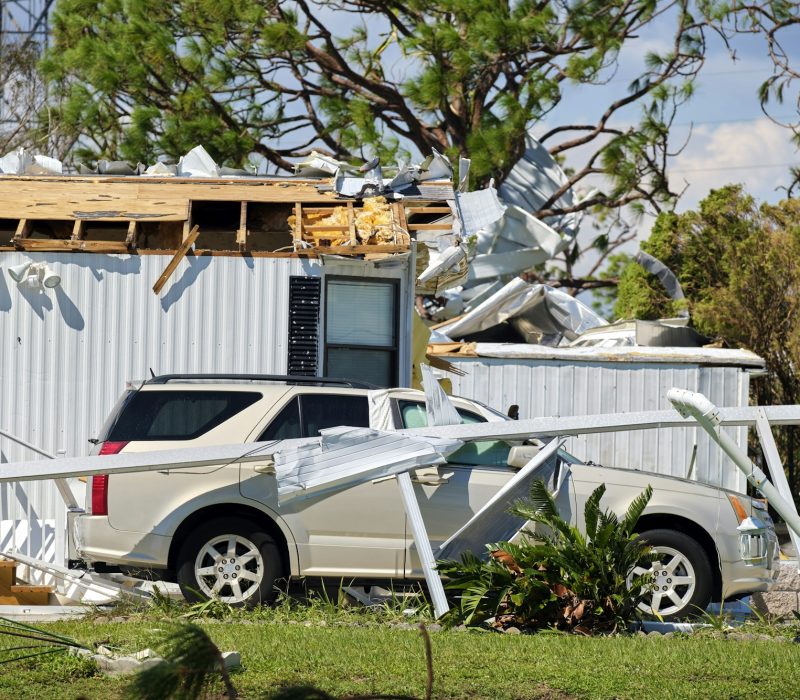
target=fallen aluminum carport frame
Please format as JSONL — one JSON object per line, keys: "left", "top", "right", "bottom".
{"left": 4, "top": 400, "right": 800, "bottom": 616}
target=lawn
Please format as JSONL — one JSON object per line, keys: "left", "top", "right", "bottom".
{"left": 0, "top": 615, "right": 799, "bottom": 700}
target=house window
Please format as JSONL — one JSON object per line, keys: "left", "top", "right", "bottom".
{"left": 324, "top": 277, "right": 399, "bottom": 387}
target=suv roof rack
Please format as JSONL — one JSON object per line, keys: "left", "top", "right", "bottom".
{"left": 145, "top": 373, "right": 382, "bottom": 390}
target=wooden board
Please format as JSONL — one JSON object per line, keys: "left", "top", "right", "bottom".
{"left": 153, "top": 224, "right": 201, "bottom": 294}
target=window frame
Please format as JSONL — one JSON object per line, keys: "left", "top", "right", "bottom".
{"left": 257, "top": 393, "right": 371, "bottom": 441}
{"left": 323, "top": 275, "right": 400, "bottom": 388}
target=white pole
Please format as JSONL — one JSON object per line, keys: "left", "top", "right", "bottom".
{"left": 396, "top": 472, "right": 450, "bottom": 618}
{"left": 667, "top": 389, "right": 800, "bottom": 540}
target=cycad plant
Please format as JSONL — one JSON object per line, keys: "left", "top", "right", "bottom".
{"left": 438, "top": 480, "right": 658, "bottom": 633}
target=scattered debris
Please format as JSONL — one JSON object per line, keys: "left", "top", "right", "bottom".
{"left": 432, "top": 277, "right": 607, "bottom": 345}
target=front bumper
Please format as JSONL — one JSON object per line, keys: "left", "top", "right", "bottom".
{"left": 74, "top": 514, "right": 171, "bottom": 569}
{"left": 720, "top": 524, "right": 780, "bottom": 599}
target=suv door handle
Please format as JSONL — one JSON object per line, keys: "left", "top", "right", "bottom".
{"left": 410, "top": 471, "right": 453, "bottom": 486}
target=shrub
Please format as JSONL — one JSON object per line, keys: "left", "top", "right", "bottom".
{"left": 437, "top": 480, "right": 657, "bottom": 633}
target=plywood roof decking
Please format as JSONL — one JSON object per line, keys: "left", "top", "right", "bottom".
{"left": 0, "top": 175, "right": 345, "bottom": 221}
{"left": 0, "top": 174, "right": 453, "bottom": 256}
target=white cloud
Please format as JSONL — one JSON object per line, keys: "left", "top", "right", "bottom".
{"left": 668, "top": 118, "right": 797, "bottom": 210}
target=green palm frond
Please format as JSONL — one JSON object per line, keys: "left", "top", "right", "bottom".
{"left": 583, "top": 483, "right": 607, "bottom": 539}
{"left": 621, "top": 485, "right": 654, "bottom": 535}
{"left": 124, "top": 623, "right": 237, "bottom": 700}
{"left": 511, "top": 479, "right": 560, "bottom": 521}
{"left": 0, "top": 617, "right": 89, "bottom": 666}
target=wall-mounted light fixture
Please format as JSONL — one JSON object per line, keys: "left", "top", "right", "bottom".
{"left": 8, "top": 261, "right": 32, "bottom": 283}
{"left": 6, "top": 261, "right": 62, "bottom": 290}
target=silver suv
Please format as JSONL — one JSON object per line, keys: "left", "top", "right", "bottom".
{"left": 75, "top": 374, "right": 778, "bottom": 619}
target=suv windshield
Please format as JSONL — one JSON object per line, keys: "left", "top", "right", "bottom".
{"left": 104, "top": 390, "right": 261, "bottom": 441}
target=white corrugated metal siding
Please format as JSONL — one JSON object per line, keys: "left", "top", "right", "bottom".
{"left": 447, "top": 357, "right": 753, "bottom": 492}
{"left": 0, "top": 252, "right": 324, "bottom": 567}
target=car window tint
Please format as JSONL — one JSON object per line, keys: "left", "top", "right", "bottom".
{"left": 300, "top": 395, "right": 370, "bottom": 436}
{"left": 398, "top": 400, "right": 488, "bottom": 428}
{"left": 258, "top": 397, "right": 302, "bottom": 441}
{"left": 448, "top": 440, "right": 513, "bottom": 467}
{"left": 106, "top": 391, "right": 261, "bottom": 441}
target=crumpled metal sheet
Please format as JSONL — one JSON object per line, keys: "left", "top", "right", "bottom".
{"left": 421, "top": 364, "right": 462, "bottom": 426}
{"left": 416, "top": 242, "right": 468, "bottom": 293}
{"left": 274, "top": 427, "right": 462, "bottom": 503}
{"left": 437, "top": 438, "right": 567, "bottom": 561}
{"left": 178, "top": 145, "right": 220, "bottom": 177}
{"left": 454, "top": 186, "right": 507, "bottom": 236}
{"left": 498, "top": 132, "right": 580, "bottom": 239}
{"left": 0, "top": 148, "right": 63, "bottom": 175}
{"left": 294, "top": 151, "right": 352, "bottom": 177}
{"left": 467, "top": 247, "right": 551, "bottom": 282}
{"left": 435, "top": 277, "right": 607, "bottom": 342}
{"left": 635, "top": 251, "right": 688, "bottom": 315}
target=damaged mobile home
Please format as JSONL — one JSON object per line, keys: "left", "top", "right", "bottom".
{"left": 0, "top": 141, "right": 787, "bottom": 613}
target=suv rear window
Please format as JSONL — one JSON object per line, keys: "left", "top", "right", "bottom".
{"left": 104, "top": 390, "right": 261, "bottom": 441}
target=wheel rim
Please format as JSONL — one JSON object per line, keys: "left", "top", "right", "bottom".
{"left": 194, "top": 534, "right": 264, "bottom": 604}
{"left": 631, "top": 545, "right": 697, "bottom": 617}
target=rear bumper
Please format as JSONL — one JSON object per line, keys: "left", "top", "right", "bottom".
{"left": 74, "top": 515, "right": 171, "bottom": 569}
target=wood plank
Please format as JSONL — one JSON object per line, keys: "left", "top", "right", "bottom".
{"left": 405, "top": 206, "right": 452, "bottom": 215}
{"left": 70, "top": 219, "right": 84, "bottom": 241}
{"left": 12, "top": 218, "right": 31, "bottom": 241}
{"left": 13, "top": 239, "right": 132, "bottom": 254}
{"left": 126, "top": 220, "right": 138, "bottom": 248}
{"left": 182, "top": 200, "right": 193, "bottom": 242}
{"left": 311, "top": 244, "right": 408, "bottom": 255}
{"left": 407, "top": 222, "right": 453, "bottom": 231}
{"left": 237, "top": 201, "right": 248, "bottom": 251}
{"left": 303, "top": 224, "right": 349, "bottom": 232}
{"left": 0, "top": 585, "right": 52, "bottom": 606}
{"left": 293, "top": 202, "right": 303, "bottom": 247}
{"left": 0, "top": 178, "right": 344, "bottom": 220}
{"left": 153, "top": 225, "right": 200, "bottom": 294}
{"left": 347, "top": 202, "right": 357, "bottom": 245}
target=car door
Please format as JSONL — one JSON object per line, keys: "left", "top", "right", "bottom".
{"left": 395, "top": 400, "right": 517, "bottom": 575}
{"left": 240, "top": 392, "right": 408, "bottom": 578}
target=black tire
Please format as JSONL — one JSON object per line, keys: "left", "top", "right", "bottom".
{"left": 176, "top": 516, "right": 284, "bottom": 607}
{"left": 636, "top": 528, "right": 713, "bottom": 620}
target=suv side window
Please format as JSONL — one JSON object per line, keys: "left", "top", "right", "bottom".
{"left": 399, "top": 401, "right": 485, "bottom": 429}
{"left": 397, "top": 399, "right": 510, "bottom": 467}
{"left": 106, "top": 390, "right": 261, "bottom": 441}
{"left": 257, "top": 394, "right": 370, "bottom": 441}
{"left": 300, "top": 395, "right": 370, "bottom": 436}
{"left": 258, "top": 397, "right": 302, "bottom": 441}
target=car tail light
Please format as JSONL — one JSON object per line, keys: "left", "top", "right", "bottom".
{"left": 98, "top": 441, "right": 128, "bottom": 456}
{"left": 91, "top": 441, "right": 128, "bottom": 515}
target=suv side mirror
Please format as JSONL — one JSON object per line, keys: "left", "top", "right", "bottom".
{"left": 507, "top": 404, "right": 520, "bottom": 420}
{"left": 507, "top": 444, "right": 540, "bottom": 469}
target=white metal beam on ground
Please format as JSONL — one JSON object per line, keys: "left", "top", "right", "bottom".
{"left": 2, "top": 550, "right": 150, "bottom": 604}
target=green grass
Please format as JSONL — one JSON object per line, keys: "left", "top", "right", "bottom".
{"left": 1, "top": 616, "right": 800, "bottom": 700}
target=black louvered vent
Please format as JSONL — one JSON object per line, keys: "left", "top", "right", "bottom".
{"left": 287, "top": 276, "right": 321, "bottom": 376}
